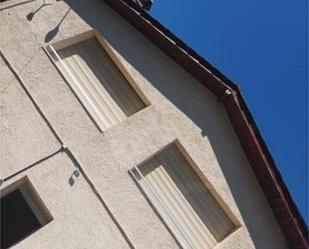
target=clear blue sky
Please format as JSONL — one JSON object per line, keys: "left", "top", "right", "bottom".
{"left": 149, "top": 0, "right": 308, "bottom": 222}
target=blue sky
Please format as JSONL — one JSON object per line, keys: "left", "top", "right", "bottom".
{"left": 149, "top": 0, "right": 308, "bottom": 222}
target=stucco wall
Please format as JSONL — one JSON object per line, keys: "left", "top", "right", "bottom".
{"left": 0, "top": 0, "right": 289, "bottom": 248}
{"left": 0, "top": 56, "right": 59, "bottom": 178}
{"left": 0, "top": 152, "right": 131, "bottom": 249}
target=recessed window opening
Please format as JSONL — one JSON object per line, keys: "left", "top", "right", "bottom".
{"left": 46, "top": 31, "right": 148, "bottom": 132}
{"left": 131, "top": 142, "right": 239, "bottom": 249}
{"left": 0, "top": 177, "right": 52, "bottom": 249}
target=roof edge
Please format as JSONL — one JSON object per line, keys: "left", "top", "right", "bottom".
{"left": 224, "top": 92, "right": 308, "bottom": 249}
{"left": 102, "top": 0, "right": 308, "bottom": 248}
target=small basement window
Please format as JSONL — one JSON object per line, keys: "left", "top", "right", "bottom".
{"left": 0, "top": 177, "right": 52, "bottom": 249}
{"left": 131, "top": 142, "right": 239, "bottom": 249}
{"left": 46, "top": 30, "right": 148, "bottom": 132}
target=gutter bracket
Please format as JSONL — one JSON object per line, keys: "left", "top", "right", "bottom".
{"left": 218, "top": 89, "right": 233, "bottom": 102}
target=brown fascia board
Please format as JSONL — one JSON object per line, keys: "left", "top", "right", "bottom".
{"left": 224, "top": 93, "right": 308, "bottom": 249}
{"left": 102, "top": 0, "right": 308, "bottom": 248}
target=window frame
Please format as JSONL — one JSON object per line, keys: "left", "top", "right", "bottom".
{"left": 130, "top": 140, "right": 240, "bottom": 249}
{"left": 43, "top": 30, "right": 151, "bottom": 132}
{"left": 0, "top": 176, "right": 53, "bottom": 247}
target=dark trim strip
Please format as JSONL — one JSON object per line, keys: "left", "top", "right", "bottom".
{"left": 0, "top": 51, "right": 63, "bottom": 146}
{"left": 224, "top": 93, "right": 308, "bottom": 249}
{"left": 63, "top": 148, "right": 136, "bottom": 249}
{"left": 2, "top": 148, "right": 64, "bottom": 183}
{"left": 101, "top": 1, "right": 308, "bottom": 248}
{"left": 103, "top": 0, "right": 234, "bottom": 97}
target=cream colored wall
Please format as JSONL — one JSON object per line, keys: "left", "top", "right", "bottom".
{"left": 0, "top": 56, "right": 59, "bottom": 178}
{"left": 0, "top": 153, "right": 132, "bottom": 249}
{"left": 0, "top": 0, "right": 289, "bottom": 249}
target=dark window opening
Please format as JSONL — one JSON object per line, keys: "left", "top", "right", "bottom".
{"left": 0, "top": 178, "right": 52, "bottom": 248}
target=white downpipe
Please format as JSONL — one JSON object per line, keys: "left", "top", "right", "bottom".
{"left": 130, "top": 166, "right": 195, "bottom": 249}
{"left": 48, "top": 45, "right": 106, "bottom": 131}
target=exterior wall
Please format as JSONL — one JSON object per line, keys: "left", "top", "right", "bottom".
{"left": 0, "top": 56, "right": 59, "bottom": 178}
{"left": 0, "top": 0, "right": 289, "bottom": 249}
{"left": 0, "top": 153, "right": 131, "bottom": 249}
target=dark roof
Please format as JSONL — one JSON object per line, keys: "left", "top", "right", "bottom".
{"left": 102, "top": 0, "right": 308, "bottom": 248}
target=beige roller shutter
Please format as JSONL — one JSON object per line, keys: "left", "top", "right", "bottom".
{"left": 131, "top": 143, "right": 237, "bottom": 249}
{"left": 53, "top": 37, "right": 145, "bottom": 131}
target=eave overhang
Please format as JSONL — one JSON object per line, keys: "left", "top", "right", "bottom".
{"left": 101, "top": 1, "right": 308, "bottom": 248}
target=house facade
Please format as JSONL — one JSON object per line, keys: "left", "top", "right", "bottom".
{"left": 0, "top": 0, "right": 307, "bottom": 249}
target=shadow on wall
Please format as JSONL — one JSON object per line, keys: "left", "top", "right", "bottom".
{"left": 44, "top": 8, "right": 71, "bottom": 43}
{"left": 26, "top": 4, "right": 71, "bottom": 43}
{"left": 26, "top": 4, "right": 45, "bottom": 21}
{"left": 62, "top": 1, "right": 287, "bottom": 248}
{"left": 68, "top": 170, "right": 80, "bottom": 186}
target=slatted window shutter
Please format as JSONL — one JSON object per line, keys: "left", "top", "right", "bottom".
{"left": 131, "top": 143, "right": 237, "bottom": 249}
{"left": 50, "top": 37, "right": 146, "bottom": 132}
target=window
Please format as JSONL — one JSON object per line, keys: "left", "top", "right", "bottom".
{"left": 46, "top": 31, "right": 147, "bottom": 132}
{"left": 0, "top": 177, "right": 52, "bottom": 249}
{"left": 131, "top": 142, "right": 238, "bottom": 249}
